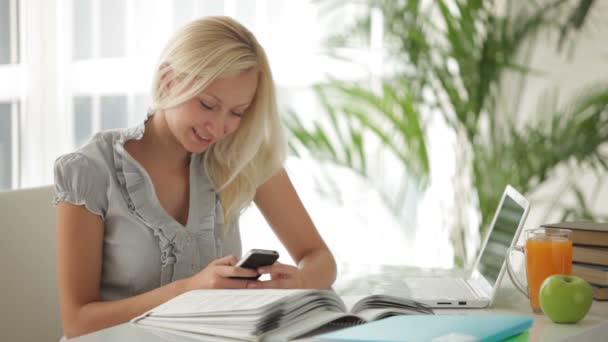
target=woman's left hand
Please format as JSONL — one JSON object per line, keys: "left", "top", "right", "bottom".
{"left": 250, "top": 262, "right": 305, "bottom": 289}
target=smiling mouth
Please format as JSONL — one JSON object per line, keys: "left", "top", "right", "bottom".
{"left": 192, "top": 128, "right": 212, "bottom": 143}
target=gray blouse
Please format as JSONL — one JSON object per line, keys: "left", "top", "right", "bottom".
{"left": 52, "top": 122, "right": 242, "bottom": 301}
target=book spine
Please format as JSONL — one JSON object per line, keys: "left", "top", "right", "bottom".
{"left": 573, "top": 245, "right": 608, "bottom": 267}
{"left": 571, "top": 265, "right": 608, "bottom": 287}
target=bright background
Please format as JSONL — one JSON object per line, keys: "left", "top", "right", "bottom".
{"left": 1, "top": 0, "right": 607, "bottom": 269}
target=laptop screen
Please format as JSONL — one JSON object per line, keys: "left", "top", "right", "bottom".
{"left": 477, "top": 194, "right": 527, "bottom": 286}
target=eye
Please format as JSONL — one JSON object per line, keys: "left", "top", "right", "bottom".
{"left": 231, "top": 111, "right": 244, "bottom": 118}
{"left": 200, "top": 100, "right": 214, "bottom": 110}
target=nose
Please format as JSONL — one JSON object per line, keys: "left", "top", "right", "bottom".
{"left": 203, "top": 115, "right": 226, "bottom": 140}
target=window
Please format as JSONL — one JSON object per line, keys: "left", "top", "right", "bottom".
{"left": 72, "top": 0, "right": 92, "bottom": 60}
{"left": 0, "top": 0, "right": 20, "bottom": 189}
{"left": 0, "top": 0, "right": 19, "bottom": 65}
{"left": 73, "top": 96, "right": 93, "bottom": 147}
{"left": 0, "top": 0, "right": 11, "bottom": 64}
{"left": 132, "top": 93, "right": 152, "bottom": 124}
{"left": 72, "top": 94, "right": 148, "bottom": 147}
{"left": 99, "top": 0, "right": 125, "bottom": 58}
{"left": 100, "top": 95, "right": 127, "bottom": 130}
{"left": 0, "top": 103, "right": 13, "bottom": 189}
{"left": 173, "top": 0, "right": 225, "bottom": 29}
{"left": 69, "top": 0, "right": 152, "bottom": 145}
{"left": 0, "top": 102, "right": 19, "bottom": 190}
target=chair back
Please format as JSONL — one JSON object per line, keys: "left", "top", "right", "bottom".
{"left": 0, "top": 185, "right": 62, "bottom": 341}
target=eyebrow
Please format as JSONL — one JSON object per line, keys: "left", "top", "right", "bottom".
{"left": 205, "top": 92, "right": 251, "bottom": 108}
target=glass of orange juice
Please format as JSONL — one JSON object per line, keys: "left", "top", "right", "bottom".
{"left": 505, "top": 228, "right": 573, "bottom": 313}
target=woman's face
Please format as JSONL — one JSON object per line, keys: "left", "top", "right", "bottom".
{"left": 164, "top": 69, "right": 259, "bottom": 154}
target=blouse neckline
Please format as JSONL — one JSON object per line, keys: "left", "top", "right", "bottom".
{"left": 113, "top": 121, "right": 210, "bottom": 230}
{"left": 111, "top": 121, "right": 223, "bottom": 264}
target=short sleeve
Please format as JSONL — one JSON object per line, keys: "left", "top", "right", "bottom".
{"left": 52, "top": 152, "right": 109, "bottom": 219}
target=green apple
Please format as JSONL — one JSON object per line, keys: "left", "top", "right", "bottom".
{"left": 539, "top": 274, "right": 593, "bottom": 324}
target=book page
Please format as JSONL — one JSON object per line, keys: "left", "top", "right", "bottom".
{"left": 340, "top": 295, "right": 371, "bottom": 312}
{"left": 354, "top": 307, "right": 433, "bottom": 322}
{"left": 352, "top": 307, "right": 402, "bottom": 322}
{"left": 346, "top": 294, "right": 433, "bottom": 317}
{"left": 139, "top": 289, "right": 310, "bottom": 318}
{"left": 132, "top": 289, "right": 353, "bottom": 340}
{"left": 135, "top": 319, "right": 256, "bottom": 340}
{"left": 263, "top": 310, "right": 361, "bottom": 341}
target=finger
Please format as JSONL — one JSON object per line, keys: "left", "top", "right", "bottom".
{"left": 257, "top": 262, "right": 287, "bottom": 274}
{"left": 254, "top": 278, "right": 289, "bottom": 289}
{"left": 215, "top": 265, "right": 259, "bottom": 279}
{"left": 269, "top": 272, "right": 286, "bottom": 280}
{"left": 258, "top": 263, "right": 296, "bottom": 275}
{"left": 244, "top": 280, "right": 267, "bottom": 289}
{"left": 211, "top": 255, "right": 238, "bottom": 266}
{"left": 220, "top": 278, "right": 263, "bottom": 289}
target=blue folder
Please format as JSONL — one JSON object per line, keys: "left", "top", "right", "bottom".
{"left": 316, "top": 314, "right": 533, "bottom": 342}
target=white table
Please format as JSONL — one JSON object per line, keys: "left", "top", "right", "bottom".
{"left": 69, "top": 264, "right": 608, "bottom": 341}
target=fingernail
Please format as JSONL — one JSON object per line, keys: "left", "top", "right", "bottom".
{"left": 247, "top": 282, "right": 258, "bottom": 289}
{"left": 258, "top": 268, "right": 267, "bottom": 273}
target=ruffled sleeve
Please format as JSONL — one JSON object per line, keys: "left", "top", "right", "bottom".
{"left": 52, "top": 152, "right": 109, "bottom": 219}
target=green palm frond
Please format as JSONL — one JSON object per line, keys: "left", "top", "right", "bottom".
{"left": 558, "top": 0, "right": 596, "bottom": 51}
{"left": 287, "top": 78, "right": 430, "bottom": 218}
{"left": 471, "top": 83, "right": 608, "bottom": 233}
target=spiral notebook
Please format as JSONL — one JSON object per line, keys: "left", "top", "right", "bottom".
{"left": 315, "top": 314, "right": 533, "bottom": 342}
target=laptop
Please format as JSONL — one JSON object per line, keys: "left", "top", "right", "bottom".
{"left": 402, "top": 184, "right": 530, "bottom": 308}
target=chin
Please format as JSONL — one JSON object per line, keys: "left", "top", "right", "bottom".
{"left": 184, "top": 143, "right": 211, "bottom": 154}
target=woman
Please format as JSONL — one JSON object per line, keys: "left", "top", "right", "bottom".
{"left": 54, "top": 16, "right": 336, "bottom": 338}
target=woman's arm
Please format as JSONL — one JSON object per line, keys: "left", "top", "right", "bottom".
{"left": 253, "top": 168, "right": 337, "bottom": 289}
{"left": 56, "top": 203, "right": 258, "bottom": 338}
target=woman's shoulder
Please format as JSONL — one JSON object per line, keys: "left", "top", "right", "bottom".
{"left": 53, "top": 149, "right": 109, "bottom": 187}
{"left": 52, "top": 130, "right": 127, "bottom": 218}
{"left": 56, "top": 128, "right": 134, "bottom": 170}
{"left": 80, "top": 129, "right": 124, "bottom": 158}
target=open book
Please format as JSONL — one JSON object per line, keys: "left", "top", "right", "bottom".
{"left": 131, "top": 289, "right": 433, "bottom": 341}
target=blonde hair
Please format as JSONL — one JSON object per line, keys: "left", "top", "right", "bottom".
{"left": 151, "top": 16, "right": 286, "bottom": 227}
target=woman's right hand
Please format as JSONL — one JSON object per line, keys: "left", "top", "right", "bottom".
{"left": 184, "top": 255, "right": 261, "bottom": 291}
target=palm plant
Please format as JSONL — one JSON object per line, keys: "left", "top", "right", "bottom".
{"left": 285, "top": 79, "right": 430, "bottom": 222}
{"left": 287, "top": 0, "right": 608, "bottom": 266}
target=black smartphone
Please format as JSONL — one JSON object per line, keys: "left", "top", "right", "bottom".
{"left": 231, "top": 249, "right": 279, "bottom": 280}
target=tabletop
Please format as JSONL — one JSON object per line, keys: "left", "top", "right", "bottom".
{"left": 68, "top": 264, "right": 608, "bottom": 341}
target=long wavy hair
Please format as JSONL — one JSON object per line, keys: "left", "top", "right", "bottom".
{"left": 150, "top": 16, "right": 286, "bottom": 228}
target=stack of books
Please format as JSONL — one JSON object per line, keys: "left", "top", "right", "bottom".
{"left": 543, "top": 221, "right": 608, "bottom": 301}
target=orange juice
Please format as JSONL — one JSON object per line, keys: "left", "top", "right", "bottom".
{"left": 526, "top": 236, "right": 573, "bottom": 312}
